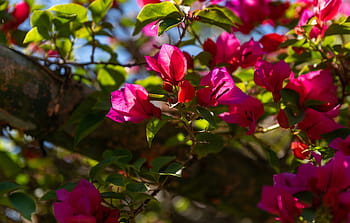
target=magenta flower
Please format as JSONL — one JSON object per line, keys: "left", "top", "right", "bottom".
{"left": 285, "top": 69, "right": 338, "bottom": 112}
{"left": 260, "top": 153, "right": 350, "bottom": 222}
{"left": 142, "top": 21, "right": 159, "bottom": 36}
{"left": 197, "top": 67, "right": 246, "bottom": 107}
{"left": 145, "top": 44, "right": 187, "bottom": 86}
{"left": 136, "top": 0, "right": 161, "bottom": 7}
{"left": 239, "top": 39, "right": 263, "bottom": 68}
{"left": 218, "top": 95, "right": 264, "bottom": 134}
{"left": 258, "top": 186, "right": 308, "bottom": 223}
{"left": 259, "top": 33, "right": 286, "bottom": 52}
{"left": 54, "top": 179, "right": 120, "bottom": 223}
{"left": 106, "top": 83, "right": 161, "bottom": 123}
{"left": 2, "top": 1, "right": 30, "bottom": 31}
{"left": 273, "top": 163, "right": 317, "bottom": 194}
{"left": 53, "top": 179, "right": 102, "bottom": 223}
{"left": 297, "top": 108, "right": 342, "bottom": 140}
{"left": 178, "top": 80, "right": 195, "bottom": 103}
{"left": 145, "top": 44, "right": 195, "bottom": 103}
{"left": 330, "top": 135, "right": 350, "bottom": 156}
{"left": 291, "top": 141, "right": 310, "bottom": 160}
{"left": 314, "top": 0, "right": 341, "bottom": 22}
{"left": 226, "top": 0, "right": 270, "bottom": 34}
{"left": 254, "top": 60, "right": 291, "bottom": 102}
{"left": 203, "top": 32, "right": 241, "bottom": 72}
{"left": 295, "top": 9, "right": 327, "bottom": 39}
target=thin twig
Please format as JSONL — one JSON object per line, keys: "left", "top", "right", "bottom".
{"left": 29, "top": 55, "right": 146, "bottom": 68}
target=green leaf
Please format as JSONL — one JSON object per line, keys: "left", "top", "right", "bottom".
{"left": 90, "top": 159, "right": 113, "bottom": 180}
{"left": 197, "top": 107, "right": 215, "bottom": 127}
{"left": 106, "top": 174, "right": 125, "bottom": 186}
{"left": 146, "top": 117, "right": 167, "bottom": 148}
{"left": 162, "top": 162, "right": 183, "bottom": 175}
{"left": 40, "top": 182, "right": 77, "bottom": 201}
{"left": 150, "top": 156, "right": 175, "bottom": 172}
{"left": 158, "top": 17, "right": 182, "bottom": 35}
{"left": 321, "top": 128, "right": 350, "bottom": 143}
{"left": 89, "top": 0, "right": 113, "bottom": 24}
{"left": 30, "top": 10, "right": 52, "bottom": 39}
{"left": 195, "top": 132, "right": 224, "bottom": 158}
{"left": 97, "top": 65, "right": 126, "bottom": 92}
{"left": 23, "top": 27, "right": 45, "bottom": 44}
{"left": 73, "top": 111, "right": 106, "bottom": 147}
{"left": 0, "top": 182, "right": 20, "bottom": 194}
{"left": 133, "top": 2, "right": 181, "bottom": 35}
{"left": 9, "top": 192, "right": 36, "bottom": 220}
{"left": 325, "top": 23, "right": 350, "bottom": 36}
{"left": 101, "top": 191, "right": 126, "bottom": 199}
{"left": 280, "top": 88, "right": 305, "bottom": 126}
{"left": 102, "top": 149, "right": 133, "bottom": 163}
{"left": 126, "top": 182, "right": 147, "bottom": 193}
{"left": 0, "top": 152, "right": 21, "bottom": 178}
{"left": 55, "top": 38, "right": 72, "bottom": 58}
{"left": 195, "top": 5, "right": 241, "bottom": 32}
{"left": 132, "top": 158, "right": 146, "bottom": 171}
{"left": 49, "top": 3, "right": 88, "bottom": 23}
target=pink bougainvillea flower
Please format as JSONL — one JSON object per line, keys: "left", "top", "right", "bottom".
{"left": 145, "top": 44, "right": 187, "bottom": 86}
{"left": 54, "top": 179, "right": 120, "bottom": 223}
{"left": 54, "top": 179, "right": 102, "bottom": 223}
{"left": 203, "top": 32, "right": 240, "bottom": 72}
{"left": 226, "top": 0, "right": 270, "bottom": 34}
{"left": 197, "top": 67, "right": 246, "bottom": 107}
{"left": 314, "top": 0, "right": 341, "bottom": 22}
{"left": 145, "top": 44, "right": 194, "bottom": 103}
{"left": 260, "top": 153, "right": 350, "bottom": 223}
{"left": 142, "top": 21, "right": 159, "bottom": 36}
{"left": 106, "top": 83, "right": 161, "bottom": 123}
{"left": 254, "top": 60, "right": 291, "bottom": 102}
{"left": 266, "top": 1, "right": 290, "bottom": 25}
{"left": 285, "top": 69, "right": 338, "bottom": 112}
{"left": 295, "top": 9, "right": 327, "bottom": 39}
{"left": 329, "top": 135, "right": 350, "bottom": 155}
{"left": 259, "top": 33, "right": 286, "bottom": 52}
{"left": 258, "top": 186, "right": 308, "bottom": 223}
{"left": 2, "top": 1, "right": 30, "bottom": 31}
{"left": 178, "top": 80, "right": 195, "bottom": 103}
{"left": 339, "top": 0, "right": 350, "bottom": 16}
{"left": 136, "top": 0, "right": 161, "bottom": 7}
{"left": 297, "top": 108, "right": 342, "bottom": 140}
{"left": 239, "top": 39, "right": 263, "bottom": 68}
{"left": 219, "top": 95, "right": 264, "bottom": 134}
{"left": 273, "top": 163, "right": 317, "bottom": 194}
{"left": 95, "top": 205, "right": 120, "bottom": 223}
{"left": 291, "top": 141, "right": 310, "bottom": 160}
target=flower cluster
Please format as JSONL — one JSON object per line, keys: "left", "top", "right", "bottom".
{"left": 259, "top": 153, "right": 350, "bottom": 223}
{"left": 54, "top": 179, "right": 120, "bottom": 223}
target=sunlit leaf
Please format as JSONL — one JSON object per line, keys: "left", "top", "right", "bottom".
{"left": 158, "top": 17, "right": 183, "bottom": 35}
{"left": 89, "top": 0, "right": 113, "bottom": 24}
{"left": 23, "top": 27, "right": 45, "bottom": 43}
{"left": 133, "top": 2, "right": 181, "bottom": 35}
{"left": 146, "top": 117, "right": 167, "bottom": 148}
{"left": 195, "top": 5, "right": 240, "bottom": 32}
{"left": 49, "top": 3, "right": 88, "bottom": 23}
